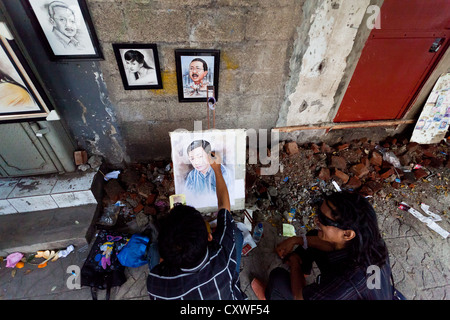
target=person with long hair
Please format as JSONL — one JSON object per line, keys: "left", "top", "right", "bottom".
{"left": 251, "top": 191, "right": 394, "bottom": 300}
{"left": 123, "top": 50, "right": 157, "bottom": 85}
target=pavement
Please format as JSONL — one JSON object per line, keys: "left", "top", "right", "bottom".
{"left": 1, "top": 199, "right": 449, "bottom": 300}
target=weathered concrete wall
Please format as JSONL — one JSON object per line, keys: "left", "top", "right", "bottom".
{"left": 90, "top": 0, "right": 303, "bottom": 162}
{"left": 276, "top": 0, "right": 375, "bottom": 128}
{"left": 2, "top": 0, "right": 393, "bottom": 166}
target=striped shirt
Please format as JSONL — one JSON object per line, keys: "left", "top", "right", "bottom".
{"left": 146, "top": 209, "right": 246, "bottom": 300}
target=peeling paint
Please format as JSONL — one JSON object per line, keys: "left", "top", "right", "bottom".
{"left": 283, "top": 0, "right": 370, "bottom": 126}
{"left": 77, "top": 99, "right": 87, "bottom": 124}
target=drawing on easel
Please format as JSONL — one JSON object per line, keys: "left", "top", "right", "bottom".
{"left": 169, "top": 129, "right": 246, "bottom": 212}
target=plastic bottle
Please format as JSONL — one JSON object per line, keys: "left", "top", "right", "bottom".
{"left": 374, "top": 145, "right": 402, "bottom": 168}
{"left": 253, "top": 223, "right": 264, "bottom": 243}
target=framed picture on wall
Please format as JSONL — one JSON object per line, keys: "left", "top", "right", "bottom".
{"left": 112, "top": 43, "right": 163, "bottom": 90}
{"left": 0, "top": 36, "right": 52, "bottom": 123}
{"left": 175, "top": 49, "right": 220, "bottom": 103}
{"left": 21, "top": 0, "right": 103, "bottom": 61}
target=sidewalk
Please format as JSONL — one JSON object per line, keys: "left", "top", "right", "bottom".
{"left": 1, "top": 200, "right": 448, "bottom": 300}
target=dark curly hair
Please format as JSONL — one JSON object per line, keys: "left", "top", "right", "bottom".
{"left": 324, "top": 191, "right": 388, "bottom": 269}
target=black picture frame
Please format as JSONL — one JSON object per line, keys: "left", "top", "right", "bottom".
{"left": 21, "top": 0, "right": 103, "bottom": 61}
{"left": 0, "top": 36, "right": 52, "bottom": 123}
{"left": 175, "top": 49, "right": 220, "bottom": 103}
{"left": 112, "top": 43, "right": 163, "bottom": 90}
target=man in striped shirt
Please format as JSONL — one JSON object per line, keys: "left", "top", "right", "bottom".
{"left": 147, "top": 152, "right": 246, "bottom": 300}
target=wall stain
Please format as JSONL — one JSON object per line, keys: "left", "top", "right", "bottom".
{"left": 222, "top": 52, "right": 239, "bottom": 70}
{"left": 154, "top": 71, "right": 178, "bottom": 95}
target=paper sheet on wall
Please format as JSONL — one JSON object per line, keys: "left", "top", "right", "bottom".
{"left": 410, "top": 73, "right": 450, "bottom": 144}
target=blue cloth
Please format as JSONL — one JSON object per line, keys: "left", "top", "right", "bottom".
{"left": 117, "top": 233, "right": 151, "bottom": 268}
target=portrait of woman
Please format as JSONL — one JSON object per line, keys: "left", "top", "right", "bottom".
{"left": 123, "top": 49, "right": 157, "bottom": 85}
{"left": 113, "top": 43, "right": 162, "bottom": 90}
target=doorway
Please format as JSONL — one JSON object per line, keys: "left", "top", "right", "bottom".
{"left": 334, "top": 0, "right": 450, "bottom": 122}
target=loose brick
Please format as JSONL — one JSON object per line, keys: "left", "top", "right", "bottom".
{"left": 330, "top": 156, "right": 347, "bottom": 170}
{"left": 346, "top": 176, "right": 361, "bottom": 189}
{"left": 284, "top": 141, "right": 299, "bottom": 155}
{"left": 380, "top": 168, "right": 394, "bottom": 180}
{"left": 350, "top": 163, "right": 369, "bottom": 179}
{"left": 311, "top": 143, "right": 320, "bottom": 154}
{"left": 134, "top": 203, "right": 144, "bottom": 213}
{"left": 333, "top": 169, "right": 349, "bottom": 184}
{"left": 318, "top": 167, "right": 331, "bottom": 181}
{"left": 370, "top": 151, "right": 383, "bottom": 167}
{"left": 74, "top": 150, "right": 88, "bottom": 165}
{"left": 413, "top": 168, "right": 428, "bottom": 180}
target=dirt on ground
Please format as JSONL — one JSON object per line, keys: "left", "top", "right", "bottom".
{"left": 100, "top": 133, "right": 450, "bottom": 241}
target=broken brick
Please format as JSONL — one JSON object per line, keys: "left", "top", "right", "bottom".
{"left": 337, "top": 143, "right": 350, "bottom": 151}
{"left": 133, "top": 203, "right": 144, "bottom": 213}
{"left": 359, "top": 185, "right": 374, "bottom": 197}
{"left": 413, "top": 168, "right": 428, "bottom": 180}
{"left": 74, "top": 150, "right": 88, "bottom": 165}
{"left": 284, "top": 141, "right": 299, "bottom": 155}
{"left": 406, "top": 142, "right": 419, "bottom": 153}
{"left": 346, "top": 176, "right": 361, "bottom": 189}
{"left": 311, "top": 143, "right": 320, "bottom": 154}
{"left": 350, "top": 163, "right": 369, "bottom": 179}
{"left": 146, "top": 193, "right": 157, "bottom": 205}
{"left": 370, "top": 151, "right": 383, "bottom": 167}
{"left": 365, "top": 181, "right": 382, "bottom": 194}
{"left": 333, "top": 169, "right": 349, "bottom": 184}
{"left": 380, "top": 168, "right": 395, "bottom": 180}
{"left": 330, "top": 156, "right": 347, "bottom": 170}
{"left": 318, "top": 167, "right": 331, "bottom": 181}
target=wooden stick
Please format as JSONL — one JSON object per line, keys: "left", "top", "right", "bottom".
{"left": 273, "top": 119, "right": 416, "bottom": 133}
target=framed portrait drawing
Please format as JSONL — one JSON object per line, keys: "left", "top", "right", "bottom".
{"left": 112, "top": 43, "right": 163, "bottom": 90}
{"left": 175, "top": 49, "right": 220, "bottom": 103}
{"left": 0, "top": 36, "right": 52, "bottom": 123}
{"left": 169, "top": 129, "right": 246, "bottom": 213}
{"left": 21, "top": 0, "right": 103, "bottom": 60}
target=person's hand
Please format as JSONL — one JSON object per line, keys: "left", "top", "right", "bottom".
{"left": 276, "top": 237, "right": 298, "bottom": 259}
{"left": 208, "top": 151, "right": 222, "bottom": 171}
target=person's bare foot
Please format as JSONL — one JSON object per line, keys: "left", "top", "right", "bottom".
{"left": 251, "top": 278, "right": 266, "bottom": 300}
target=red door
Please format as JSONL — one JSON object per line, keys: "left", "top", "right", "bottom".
{"left": 334, "top": 0, "right": 450, "bottom": 122}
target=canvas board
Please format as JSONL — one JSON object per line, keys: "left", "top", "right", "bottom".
{"left": 169, "top": 129, "right": 246, "bottom": 213}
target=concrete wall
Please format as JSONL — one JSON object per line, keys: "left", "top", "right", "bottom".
{"left": 91, "top": 0, "right": 303, "bottom": 162}
{"left": 276, "top": 0, "right": 382, "bottom": 128}
{"left": 2, "top": 0, "right": 395, "bottom": 166}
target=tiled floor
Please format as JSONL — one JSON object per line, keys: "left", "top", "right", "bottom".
{"left": 0, "top": 170, "right": 98, "bottom": 215}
